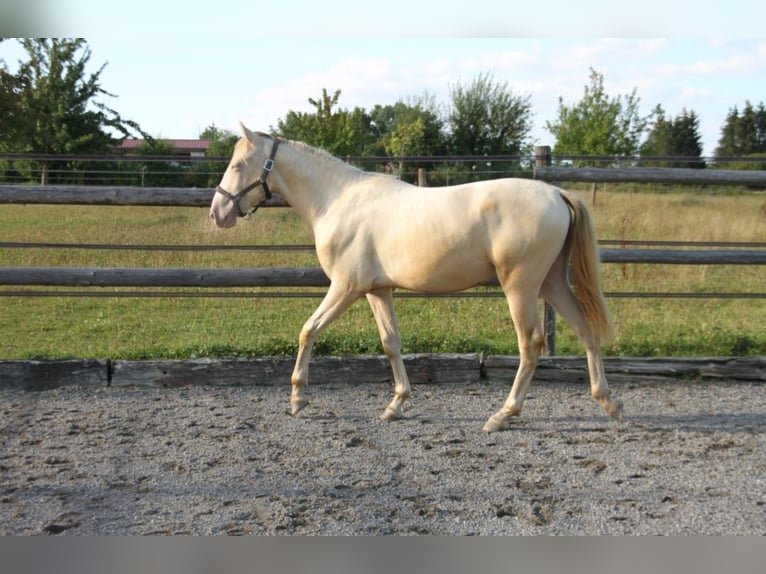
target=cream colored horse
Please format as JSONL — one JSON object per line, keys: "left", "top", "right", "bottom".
{"left": 209, "top": 123, "right": 623, "bottom": 432}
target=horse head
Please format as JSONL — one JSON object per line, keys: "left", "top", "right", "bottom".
{"left": 209, "top": 122, "right": 279, "bottom": 228}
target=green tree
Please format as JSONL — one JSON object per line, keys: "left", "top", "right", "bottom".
{"left": 369, "top": 94, "right": 446, "bottom": 179}
{"left": 197, "top": 124, "right": 238, "bottom": 186}
{"left": 0, "top": 38, "right": 145, "bottom": 183}
{"left": 200, "top": 124, "right": 238, "bottom": 158}
{"left": 276, "top": 88, "right": 371, "bottom": 157}
{"left": 714, "top": 101, "right": 766, "bottom": 169}
{"left": 546, "top": 68, "right": 649, "bottom": 165}
{"left": 640, "top": 105, "right": 705, "bottom": 168}
{"left": 0, "top": 40, "right": 23, "bottom": 147}
{"left": 134, "top": 139, "right": 179, "bottom": 187}
{"left": 447, "top": 71, "right": 533, "bottom": 157}
{"left": 442, "top": 72, "right": 533, "bottom": 183}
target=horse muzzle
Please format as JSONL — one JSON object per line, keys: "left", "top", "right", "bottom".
{"left": 209, "top": 201, "right": 238, "bottom": 228}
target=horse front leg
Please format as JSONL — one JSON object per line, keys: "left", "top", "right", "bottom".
{"left": 366, "top": 289, "right": 411, "bottom": 421}
{"left": 290, "top": 282, "right": 360, "bottom": 415}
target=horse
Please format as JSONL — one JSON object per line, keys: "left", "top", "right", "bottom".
{"left": 209, "top": 123, "right": 623, "bottom": 432}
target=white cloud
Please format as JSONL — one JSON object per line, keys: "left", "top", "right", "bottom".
{"left": 552, "top": 39, "right": 624, "bottom": 71}
{"left": 635, "top": 38, "right": 669, "bottom": 54}
{"left": 661, "top": 48, "right": 766, "bottom": 77}
{"left": 456, "top": 48, "right": 540, "bottom": 73}
{"left": 707, "top": 38, "right": 730, "bottom": 48}
{"left": 423, "top": 58, "right": 451, "bottom": 76}
{"left": 680, "top": 86, "right": 710, "bottom": 99}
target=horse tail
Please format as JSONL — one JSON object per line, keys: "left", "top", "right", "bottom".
{"left": 559, "top": 191, "right": 615, "bottom": 344}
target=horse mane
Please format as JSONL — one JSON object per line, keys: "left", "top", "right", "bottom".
{"left": 284, "top": 138, "right": 367, "bottom": 176}
{"left": 238, "top": 132, "right": 395, "bottom": 183}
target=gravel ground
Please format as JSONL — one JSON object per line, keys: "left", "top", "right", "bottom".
{"left": 1, "top": 378, "right": 764, "bottom": 535}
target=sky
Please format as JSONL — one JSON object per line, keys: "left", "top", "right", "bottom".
{"left": 2, "top": 3, "right": 766, "bottom": 157}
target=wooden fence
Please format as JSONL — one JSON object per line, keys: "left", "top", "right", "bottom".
{"left": 1, "top": 156, "right": 765, "bottom": 356}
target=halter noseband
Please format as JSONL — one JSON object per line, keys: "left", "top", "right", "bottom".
{"left": 215, "top": 137, "right": 280, "bottom": 218}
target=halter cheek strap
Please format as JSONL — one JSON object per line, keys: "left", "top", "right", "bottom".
{"left": 215, "top": 137, "right": 279, "bottom": 218}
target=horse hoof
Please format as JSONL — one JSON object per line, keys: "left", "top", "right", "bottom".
{"left": 608, "top": 399, "right": 624, "bottom": 422}
{"left": 290, "top": 397, "right": 309, "bottom": 416}
{"left": 380, "top": 405, "right": 402, "bottom": 421}
{"left": 482, "top": 413, "right": 508, "bottom": 433}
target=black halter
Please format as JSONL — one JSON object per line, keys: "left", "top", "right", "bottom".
{"left": 215, "top": 137, "right": 279, "bottom": 218}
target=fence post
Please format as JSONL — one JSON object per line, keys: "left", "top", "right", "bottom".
{"left": 535, "top": 146, "right": 556, "bottom": 356}
{"left": 417, "top": 167, "right": 428, "bottom": 187}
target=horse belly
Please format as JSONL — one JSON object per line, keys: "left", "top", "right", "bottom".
{"left": 382, "top": 243, "right": 495, "bottom": 293}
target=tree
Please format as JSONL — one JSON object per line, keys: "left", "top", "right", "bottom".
{"left": 714, "top": 101, "right": 766, "bottom": 169}
{"left": 200, "top": 124, "right": 238, "bottom": 158}
{"left": 197, "top": 124, "right": 239, "bottom": 187}
{"left": 442, "top": 72, "right": 533, "bottom": 183}
{"left": 546, "top": 68, "right": 649, "bottom": 165}
{"left": 0, "top": 38, "right": 145, "bottom": 183}
{"left": 447, "top": 71, "right": 533, "bottom": 157}
{"left": 640, "top": 105, "right": 705, "bottom": 168}
{"left": 369, "top": 94, "right": 446, "bottom": 179}
{"left": 276, "top": 88, "right": 370, "bottom": 157}
{"left": 134, "top": 139, "right": 179, "bottom": 187}
{"left": 0, "top": 40, "right": 24, "bottom": 147}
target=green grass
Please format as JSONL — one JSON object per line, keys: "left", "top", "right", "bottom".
{"left": 1, "top": 188, "right": 764, "bottom": 359}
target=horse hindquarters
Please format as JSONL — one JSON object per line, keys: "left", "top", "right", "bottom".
{"left": 483, "top": 209, "right": 567, "bottom": 431}
{"left": 484, "top": 190, "right": 622, "bottom": 431}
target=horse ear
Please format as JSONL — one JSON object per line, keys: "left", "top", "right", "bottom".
{"left": 239, "top": 121, "right": 256, "bottom": 143}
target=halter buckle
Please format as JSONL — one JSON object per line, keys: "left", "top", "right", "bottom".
{"left": 263, "top": 158, "right": 275, "bottom": 172}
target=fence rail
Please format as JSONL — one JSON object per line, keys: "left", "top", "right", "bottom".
{"left": 3, "top": 240, "right": 764, "bottom": 250}
{"left": 0, "top": 249, "right": 763, "bottom": 289}
{"left": 534, "top": 165, "right": 766, "bottom": 186}
{"left": 0, "top": 184, "right": 291, "bottom": 208}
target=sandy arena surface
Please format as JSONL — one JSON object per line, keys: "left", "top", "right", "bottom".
{"left": 1, "top": 378, "right": 764, "bottom": 535}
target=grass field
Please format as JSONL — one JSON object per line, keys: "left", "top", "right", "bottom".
{"left": 1, "top": 186, "right": 764, "bottom": 359}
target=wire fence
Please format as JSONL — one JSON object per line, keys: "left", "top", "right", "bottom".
{"left": 3, "top": 150, "right": 766, "bottom": 187}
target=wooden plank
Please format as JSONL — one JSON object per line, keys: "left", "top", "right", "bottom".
{"left": 403, "top": 353, "right": 481, "bottom": 384}
{"left": 600, "top": 249, "right": 766, "bottom": 265}
{"left": 0, "top": 185, "right": 289, "bottom": 207}
{"left": 2, "top": 248, "right": 763, "bottom": 290}
{"left": 483, "top": 356, "right": 766, "bottom": 383}
{"left": 110, "top": 354, "right": 482, "bottom": 388}
{"left": 2, "top": 356, "right": 760, "bottom": 391}
{"left": 0, "top": 266, "right": 330, "bottom": 287}
{"left": 0, "top": 359, "right": 109, "bottom": 390}
{"left": 535, "top": 165, "right": 766, "bottom": 186}
{"left": 110, "top": 357, "right": 292, "bottom": 387}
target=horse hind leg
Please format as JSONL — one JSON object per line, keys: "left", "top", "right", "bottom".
{"left": 484, "top": 286, "right": 545, "bottom": 432}
{"left": 540, "top": 260, "right": 623, "bottom": 420}
{"left": 366, "top": 289, "right": 411, "bottom": 421}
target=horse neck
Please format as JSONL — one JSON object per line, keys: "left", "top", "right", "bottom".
{"left": 273, "top": 141, "right": 358, "bottom": 227}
